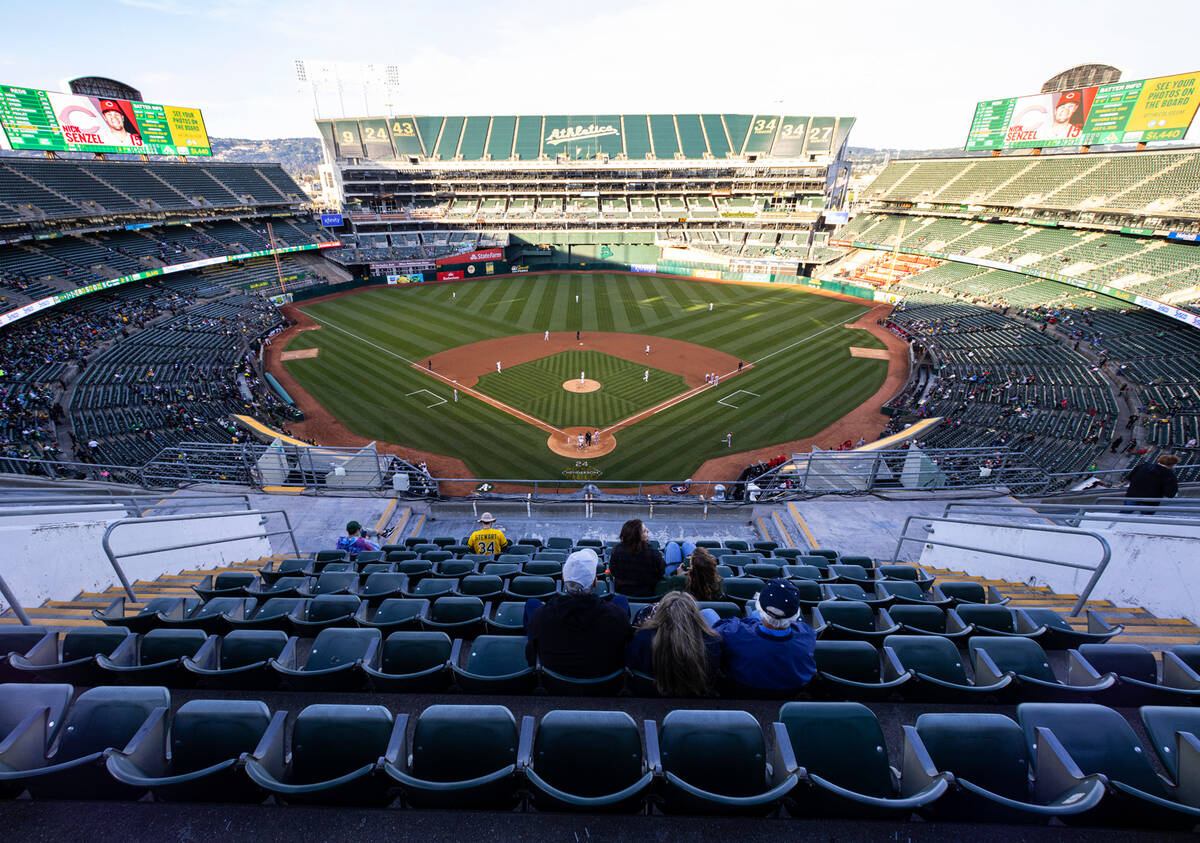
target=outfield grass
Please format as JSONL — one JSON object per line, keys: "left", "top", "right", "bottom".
{"left": 473, "top": 350, "right": 687, "bottom": 428}
{"left": 283, "top": 273, "right": 887, "bottom": 480}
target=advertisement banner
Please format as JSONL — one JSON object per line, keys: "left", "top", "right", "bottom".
{"left": 966, "top": 71, "right": 1200, "bottom": 150}
{"left": 629, "top": 263, "right": 657, "bottom": 273}
{"left": 0, "top": 84, "right": 212, "bottom": 155}
{"left": 437, "top": 270, "right": 465, "bottom": 281}
{"left": 435, "top": 248, "right": 504, "bottom": 266}
{"left": 512, "top": 265, "right": 529, "bottom": 273}
{"left": 319, "top": 213, "right": 344, "bottom": 227}
{"left": 485, "top": 262, "right": 494, "bottom": 275}
{"left": 693, "top": 268, "right": 723, "bottom": 280}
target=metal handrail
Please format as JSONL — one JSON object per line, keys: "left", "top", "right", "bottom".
{"left": 101, "top": 509, "right": 300, "bottom": 602}
{"left": 0, "top": 573, "right": 31, "bottom": 626}
{"left": 0, "top": 493, "right": 252, "bottom": 514}
{"left": 944, "top": 500, "right": 1200, "bottom": 528}
{"left": 891, "top": 514, "right": 1111, "bottom": 617}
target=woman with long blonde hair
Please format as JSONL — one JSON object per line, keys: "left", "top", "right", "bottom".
{"left": 626, "top": 591, "right": 721, "bottom": 696}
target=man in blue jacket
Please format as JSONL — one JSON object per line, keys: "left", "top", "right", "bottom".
{"left": 714, "top": 578, "right": 816, "bottom": 693}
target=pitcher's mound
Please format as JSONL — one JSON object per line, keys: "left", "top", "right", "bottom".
{"left": 548, "top": 426, "right": 617, "bottom": 457}
{"left": 563, "top": 378, "right": 602, "bottom": 393}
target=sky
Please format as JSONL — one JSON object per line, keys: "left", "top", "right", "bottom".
{"left": 4, "top": 0, "right": 1199, "bottom": 148}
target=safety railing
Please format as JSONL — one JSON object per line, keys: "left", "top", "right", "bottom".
{"left": 0, "top": 573, "right": 31, "bottom": 625}
{"left": 0, "top": 492, "right": 252, "bottom": 515}
{"left": 101, "top": 509, "right": 301, "bottom": 602}
{"left": 891, "top": 514, "right": 1111, "bottom": 616}
{"left": 943, "top": 499, "right": 1200, "bottom": 529}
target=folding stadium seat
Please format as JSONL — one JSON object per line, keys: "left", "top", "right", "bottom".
{"left": 541, "top": 663, "right": 626, "bottom": 697}
{"left": 954, "top": 603, "right": 1033, "bottom": 638}
{"left": 193, "top": 572, "right": 256, "bottom": 600}
{"left": 743, "top": 562, "right": 786, "bottom": 579}
{"left": 1018, "top": 702, "right": 1200, "bottom": 828}
{"left": 385, "top": 550, "right": 418, "bottom": 562}
{"left": 576, "top": 539, "right": 603, "bottom": 548}
{"left": 245, "top": 576, "right": 307, "bottom": 600}
{"left": 256, "top": 557, "right": 308, "bottom": 585}
{"left": 808, "top": 549, "right": 839, "bottom": 561}
{"left": 698, "top": 600, "right": 742, "bottom": 620}
{"left": 362, "top": 631, "right": 454, "bottom": 692}
{"left": 411, "top": 543, "right": 439, "bottom": 555}
{"left": 722, "top": 555, "right": 759, "bottom": 569}
{"left": 314, "top": 549, "right": 348, "bottom": 562}
{"left": 910, "top": 712, "right": 1105, "bottom": 822}
{"left": 970, "top": 637, "right": 1115, "bottom": 702}
{"left": 504, "top": 575, "right": 558, "bottom": 601}
{"left": 753, "top": 541, "right": 779, "bottom": 555}
{"left": 0, "top": 685, "right": 170, "bottom": 800}
{"left": 1016, "top": 609, "right": 1123, "bottom": 649}
{"left": 356, "top": 598, "right": 430, "bottom": 635}
{"left": 723, "top": 540, "right": 750, "bottom": 552}
{"left": 774, "top": 548, "right": 804, "bottom": 561}
{"left": 533, "top": 551, "right": 568, "bottom": 563}
{"left": 877, "top": 580, "right": 954, "bottom": 608}
{"left": 1140, "top": 706, "right": 1200, "bottom": 806}
{"left": 783, "top": 565, "right": 832, "bottom": 582}
{"left": 385, "top": 704, "right": 521, "bottom": 808}
{"left": 431, "top": 536, "right": 457, "bottom": 548}
{"left": 778, "top": 702, "right": 948, "bottom": 818}
{"left": 269, "top": 627, "right": 380, "bottom": 691}
{"left": 395, "top": 559, "right": 434, "bottom": 579}
{"left": 106, "top": 699, "right": 275, "bottom": 802}
{"left": 433, "top": 559, "right": 476, "bottom": 578}
{"left": 720, "top": 576, "right": 765, "bottom": 608}
{"left": 298, "top": 572, "right": 358, "bottom": 598}
{"left": 823, "top": 584, "right": 893, "bottom": 610}
{"left": 653, "top": 709, "right": 796, "bottom": 815}
{"left": 456, "top": 574, "right": 505, "bottom": 600}
{"left": 811, "top": 601, "right": 900, "bottom": 643}
{"left": 354, "top": 550, "right": 386, "bottom": 564}
{"left": 509, "top": 543, "right": 540, "bottom": 557}
{"left": 97, "top": 628, "right": 213, "bottom": 686}
{"left": 523, "top": 560, "right": 563, "bottom": 578}
{"left": 423, "top": 550, "right": 454, "bottom": 565}
{"left": 545, "top": 537, "right": 574, "bottom": 550}
{"left": 182, "top": 630, "right": 293, "bottom": 690}
{"left": 452, "top": 635, "right": 537, "bottom": 694}
{"left": 888, "top": 605, "right": 973, "bottom": 641}
{"left": 423, "top": 595, "right": 487, "bottom": 637}
{"left": 520, "top": 710, "right": 654, "bottom": 812}
{"left": 406, "top": 577, "right": 458, "bottom": 599}
{"left": 155, "top": 597, "right": 256, "bottom": 636}
{"left": 0, "top": 684, "right": 74, "bottom": 798}
{"left": 288, "top": 595, "right": 362, "bottom": 635}
{"left": 883, "top": 635, "right": 1012, "bottom": 700}
{"left": 808, "top": 640, "right": 909, "bottom": 700}
{"left": 225, "top": 597, "right": 304, "bottom": 632}
{"left": 445, "top": 544, "right": 473, "bottom": 557}
{"left": 796, "top": 554, "right": 832, "bottom": 572}
{"left": 359, "top": 563, "right": 397, "bottom": 578}
{"left": 0, "top": 627, "right": 55, "bottom": 682}
{"left": 1071, "top": 643, "right": 1200, "bottom": 705}
{"left": 828, "top": 564, "right": 883, "bottom": 586}
{"left": 485, "top": 601, "right": 528, "bottom": 635}
{"left": 245, "top": 703, "right": 400, "bottom": 806}
{"left": 92, "top": 596, "right": 196, "bottom": 634}
{"left": 357, "top": 572, "right": 409, "bottom": 604}
{"left": 497, "top": 553, "right": 533, "bottom": 566}
{"left": 878, "top": 565, "right": 937, "bottom": 589}
{"left": 7, "top": 627, "right": 129, "bottom": 685}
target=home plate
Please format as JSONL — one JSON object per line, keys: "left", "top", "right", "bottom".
{"left": 849, "top": 347, "right": 890, "bottom": 360}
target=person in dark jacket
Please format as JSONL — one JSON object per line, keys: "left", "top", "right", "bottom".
{"left": 1125, "top": 453, "right": 1180, "bottom": 512}
{"left": 626, "top": 592, "right": 721, "bottom": 696}
{"left": 608, "top": 518, "right": 666, "bottom": 597}
{"left": 525, "top": 549, "right": 629, "bottom": 677}
{"left": 713, "top": 578, "right": 816, "bottom": 694}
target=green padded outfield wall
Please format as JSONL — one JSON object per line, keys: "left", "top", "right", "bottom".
{"left": 319, "top": 114, "right": 854, "bottom": 161}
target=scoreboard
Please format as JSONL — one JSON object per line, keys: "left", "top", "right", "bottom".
{"left": 0, "top": 84, "right": 211, "bottom": 156}
{"left": 966, "top": 71, "right": 1200, "bottom": 151}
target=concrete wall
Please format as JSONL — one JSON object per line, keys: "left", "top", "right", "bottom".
{"left": 0, "top": 506, "right": 273, "bottom": 615}
{"left": 918, "top": 517, "right": 1200, "bottom": 622}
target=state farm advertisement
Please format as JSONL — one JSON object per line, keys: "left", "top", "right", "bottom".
{"left": 435, "top": 248, "right": 504, "bottom": 266}
{"left": 436, "top": 270, "right": 465, "bottom": 281}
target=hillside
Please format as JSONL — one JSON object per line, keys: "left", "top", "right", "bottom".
{"left": 209, "top": 137, "right": 321, "bottom": 182}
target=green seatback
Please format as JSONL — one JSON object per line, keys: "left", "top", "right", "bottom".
{"left": 304, "top": 628, "right": 379, "bottom": 671}
{"left": 523, "top": 561, "right": 562, "bottom": 577}
{"left": 722, "top": 578, "right": 765, "bottom": 601}
{"left": 792, "top": 581, "right": 822, "bottom": 603}
{"left": 139, "top": 597, "right": 185, "bottom": 616}
{"left": 970, "top": 638, "right": 1055, "bottom": 682}
{"left": 818, "top": 600, "right": 875, "bottom": 631}
{"left": 304, "top": 595, "right": 360, "bottom": 623}
{"left": 779, "top": 701, "right": 892, "bottom": 798}
{"left": 915, "top": 713, "right": 1029, "bottom": 801}
{"left": 774, "top": 548, "right": 803, "bottom": 560}
{"left": 839, "top": 556, "right": 873, "bottom": 567}
{"left": 660, "top": 709, "right": 765, "bottom": 797}
{"left": 355, "top": 551, "right": 385, "bottom": 563}
{"left": 380, "top": 631, "right": 451, "bottom": 674}
{"left": 696, "top": 601, "right": 740, "bottom": 620}
{"left": 171, "top": 699, "right": 272, "bottom": 773}
{"left": 827, "top": 584, "right": 869, "bottom": 601}
{"left": 213, "top": 572, "right": 255, "bottom": 590}
{"left": 814, "top": 640, "right": 880, "bottom": 682}
{"left": 830, "top": 564, "right": 870, "bottom": 581}
{"left": 361, "top": 573, "right": 407, "bottom": 598}
{"left": 882, "top": 581, "right": 926, "bottom": 601}
{"left": 312, "top": 573, "right": 356, "bottom": 595}
{"left": 220, "top": 630, "right": 288, "bottom": 669}
{"left": 314, "top": 550, "right": 346, "bottom": 562}
{"left": 140, "top": 629, "right": 207, "bottom": 664}
{"left": 490, "top": 602, "right": 525, "bottom": 628}
{"left": 0, "top": 683, "right": 72, "bottom": 740}
{"left": 797, "top": 555, "right": 830, "bottom": 570}
{"left": 1022, "top": 609, "right": 1074, "bottom": 632}
{"left": 744, "top": 564, "right": 783, "bottom": 579}
{"left": 1018, "top": 703, "right": 1166, "bottom": 797}
{"left": 890, "top": 604, "right": 947, "bottom": 633}
{"left": 956, "top": 604, "right": 1016, "bottom": 632}
{"left": 386, "top": 551, "right": 418, "bottom": 562}
{"left": 1078, "top": 644, "right": 1157, "bottom": 684}
{"left": 507, "top": 576, "right": 555, "bottom": 598}
{"left": 724, "top": 540, "right": 750, "bottom": 552}
{"left": 274, "top": 558, "right": 308, "bottom": 576}
{"left": 321, "top": 563, "right": 353, "bottom": 573}
{"left": 254, "top": 598, "right": 303, "bottom": 620}
{"left": 546, "top": 537, "right": 574, "bottom": 550}
{"left": 722, "top": 555, "right": 755, "bottom": 567}
{"left": 464, "top": 636, "right": 528, "bottom": 677}
{"left": 879, "top": 565, "right": 920, "bottom": 582}
{"left": 434, "top": 560, "right": 473, "bottom": 576}
{"left": 887, "top": 636, "right": 969, "bottom": 684}
{"left": 57, "top": 686, "right": 170, "bottom": 761}
{"left": 783, "top": 565, "right": 823, "bottom": 581}
{"left": 482, "top": 563, "right": 521, "bottom": 577}
{"left": 290, "top": 704, "right": 393, "bottom": 784}
{"left": 411, "top": 704, "right": 517, "bottom": 782}
{"left": 1172, "top": 645, "right": 1200, "bottom": 674}
{"left": 62, "top": 627, "right": 128, "bottom": 661}
{"left": 396, "top": 560, "right": 434, "bottom": 577}
{"left": 193, "top": 597, "right": 245, "bottom": 620}
{"left": 533, "top": 551, "right": 567, "bottom": 562}
{"left": 1140, "top": 706, "right": 1200, "bottom": 781}
{"left": 371, "top": 599, "right": 429, "bottom": 627}
{"left": 266, "top": 577, "right": 306, "bottom": 594}
{"left": 458, "top": 575, "right": 503, "bottom": 596}
{"left": 809, "top": 549, "right": 839, "bottom": 561}
{"left": 534, "top": 710, "right": 643, "bottom": 797}
{"left": 412, "top": 578, "right": 456, "bottom": 597}
{"left": 430, "top": 596, "right": 484, "bottom": 624}
{"left": 360, "top": 564, "right": 394, "bottom": 577}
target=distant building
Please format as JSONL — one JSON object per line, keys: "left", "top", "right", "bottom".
{"left": 67, "top": 76, "right": 143, "bottom": 102}
{"left": 1041, "top": 64, "right": 1121, "bottom": 93}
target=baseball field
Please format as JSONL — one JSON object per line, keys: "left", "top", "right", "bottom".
{"left": 276, "top": 272, "right": 893, "bottom": 481}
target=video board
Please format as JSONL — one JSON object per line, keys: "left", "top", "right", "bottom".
{"left": 0, "top": 84, "right": 211, "bottom": 156}
{"left": 965, "top": 71, "right": 1200, "bottom": 150}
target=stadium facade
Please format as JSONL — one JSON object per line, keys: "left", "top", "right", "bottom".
{"left": 316, "top": 113, "right": 854, "bottom": 276}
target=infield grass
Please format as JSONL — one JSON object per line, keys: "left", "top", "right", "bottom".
{"left": 283, "top": 273, "right": 887, "bottom": 480}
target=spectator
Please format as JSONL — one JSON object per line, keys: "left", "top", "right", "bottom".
{"left": 608, "top": 518, "right": 666, "bottom": 597}
{"left": 467, "top": 512, "right": 509, "bottom": 556}
{"left": 524, "top": 549, "right": 629, "bottom": 677}
{"left": 1124, "top": 454, "right": 1180, "bottom": 512}
{"left": 335, "top": 520, "right": 378, "bottom": 558}
{"left": 713, "top": 578, "right": 816, "bottom": 694}
{"left": 656, "top": 546, "right": 724, "bottom": 600}
{"left": 625, "top": 592, "right": 721, "bottom": 696}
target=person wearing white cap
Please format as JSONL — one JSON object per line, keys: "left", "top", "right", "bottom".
{"left": 467, "top": 512, "right": 509, "bottom": 556}
{"left": 523, "top": 548, "right": 630, "bottom": 678}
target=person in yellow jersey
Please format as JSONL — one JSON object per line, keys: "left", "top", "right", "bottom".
{"left": 467, "top": 512, "right": 510, "bottom": 556}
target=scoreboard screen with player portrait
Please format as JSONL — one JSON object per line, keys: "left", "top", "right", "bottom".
{"left": 0, "top": 83, "right": 212, "bottom": 156}
{"left": 965, "top": 71, "right": 1200, "bottom": 150}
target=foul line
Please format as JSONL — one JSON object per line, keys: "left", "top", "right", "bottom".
{"left": 749, "top": 311, "right": 865, "bottom": 366}
{"left": 304, "top": 313, "right": 421, "bottom": 367}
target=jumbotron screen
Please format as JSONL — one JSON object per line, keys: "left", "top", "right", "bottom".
{"left": 0, "top": 84, "right": 211, "bottom": 156}
{"left": 965, "top": 71, "right": 1200, "bottom": 151}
